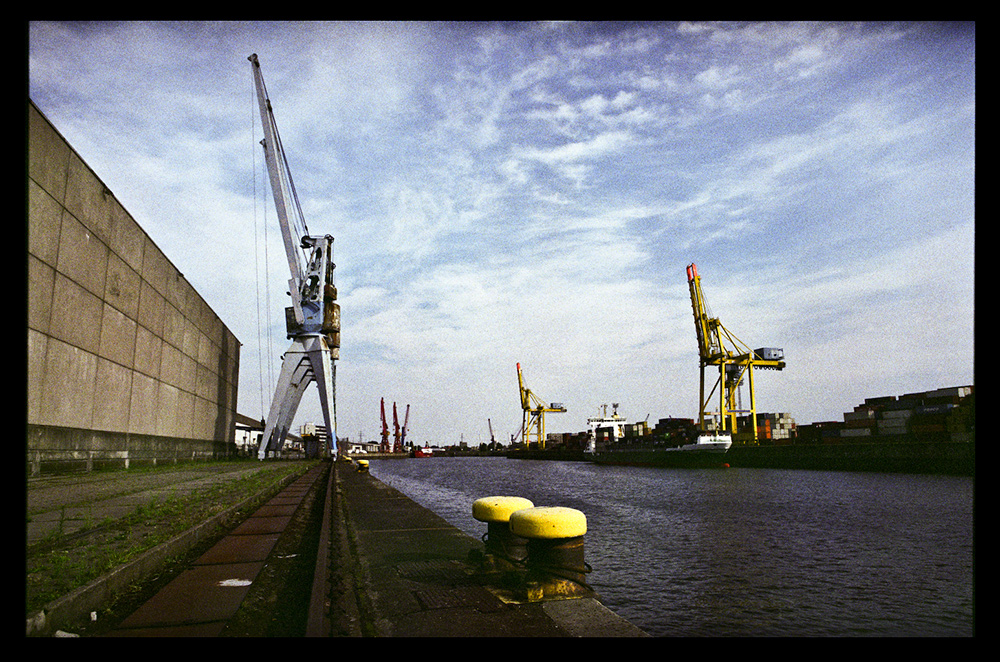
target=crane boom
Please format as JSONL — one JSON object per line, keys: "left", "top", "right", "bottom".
{"left": 393, "top": 402, "right": 401, "bottom": 449}
{"left": 399, "top": 404, "right": 410, "bottom": 452}
{"left": 686, "top": 263, "right": 785, "bottom": 442}
{"left": 250, "top": 53, "right": 340, "bottom": 460}
{"left": 250, "top": 53, "right": 306, "bottom": 295}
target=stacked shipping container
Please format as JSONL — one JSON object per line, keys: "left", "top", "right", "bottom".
{"left": 796, "top": 386, "right": 973, "bottom": 444}
{"left": 736, "top": 413, "right": 797, "bottom": 443}
{"left": 553, "top": 386, "right": 971, "bottom": 449}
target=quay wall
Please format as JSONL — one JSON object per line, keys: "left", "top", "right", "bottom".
{"left": 27, "top": 100, "right": 240, "bottom": 475}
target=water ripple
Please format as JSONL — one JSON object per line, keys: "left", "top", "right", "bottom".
{"left": 371, "top": 457, "right": 973, "bottom": 637}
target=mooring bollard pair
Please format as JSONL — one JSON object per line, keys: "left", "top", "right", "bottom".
{"left": 472, "top": 496, "right": 591, "bottom": 601}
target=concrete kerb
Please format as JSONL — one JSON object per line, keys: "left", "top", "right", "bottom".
{"left": 542, "top": 597, "right": 649, "bottom": 638}
{"left": 26, "top": 467, "right": 308, "bottom": 637}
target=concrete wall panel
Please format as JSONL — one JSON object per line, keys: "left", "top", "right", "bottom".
{"left": 98, "top": 302, "right": 136, "bottom": 368}
{"left": 156, "top": 382, "right": 180, "bottom": 438}
{"left": 182, "top": 318, "right": 200, "bottom": 360}
{"left": 93, "top": 358, "right": 132, "bottom": 433}
{"left": 108, "top": 199, "right": 145, "bottom": 273}
{"left": 28, "top": 103, "right": 70, "bottom": 203}
{"left": 129, "top": 372, "right": 159, "bottom": 436}
{"left": 104, "top": 252, "right": 141, "bottom": 319}
{"left": 49, "top": 273, "right": 103, "bottom": 354}
{"left": 179, "top": 351, "right": 197, "bottom": 394}
{"left": 27, "top": 329, "right": 48, "bottom": 423}
{"left": 28, "top": 180, "right": 63, "bottom": 265}
{"left": 134, "top": 325, "right": 163, "bottom": 379}
{"left": 140, "top": 238, "right": 172, "bottom": 302}
{"left": 162, "top": 302, "right": 185, "bottom": 351}
{"left": 27, "top": 100, "right": 240, "bottom": 474}
{"left": 57, "top": 211, "right": 108, "bottom": 297}
{"left": 27, "top": 255, "right": 55, "bottom": 335}
{"left": 64, "top": 150, "right": 113, "bottom": 244}
{"left": 137, "top": 280, "right": 166, "bottom": 337}
{"left": 39, "top": 338, "right": 98, "bottom": 429}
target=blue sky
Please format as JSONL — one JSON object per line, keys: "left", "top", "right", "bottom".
{"left": 28, "top": 21, "right": 975, "bottom": 446}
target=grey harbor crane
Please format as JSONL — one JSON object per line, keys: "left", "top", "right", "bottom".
{"left": 249, "top": 53, "right": 340, "bottom": 460}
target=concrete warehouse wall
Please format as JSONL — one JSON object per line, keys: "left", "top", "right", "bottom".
{"left": 27, "top": 100, "right": 240, "bottom": 474}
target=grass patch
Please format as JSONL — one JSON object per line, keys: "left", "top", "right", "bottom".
{"left": 25, "top": 461, "right": 315, "bottom": 617}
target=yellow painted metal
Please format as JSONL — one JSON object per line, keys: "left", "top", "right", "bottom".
{"left": 473, "top": 496, "right": 535, "bottom": 523}
{"left": 509, "top": 506, "right": 587, "bottom": 540}
{"left": 686, "top": 264, "right": 785, "bottom": 443}
{"left": 516, "top": 363, "right": 566, "bottom": 449}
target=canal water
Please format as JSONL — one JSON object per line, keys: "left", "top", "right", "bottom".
{"left": 369, "top": 456, "right": 974, "bottom": 637}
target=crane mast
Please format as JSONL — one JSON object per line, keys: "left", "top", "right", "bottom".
{"left": 398, "top": 404, "right": 410, "bottom": 452}
{"left": 686, "top": 263, "right": 785, "bottom": 443}
{"left": 250, "top": 53, "right": 340, "bottom": 459}
{"left": 379, "top": 398, "right": 390, "bottom": 453}
{"left": 516, "top": 363, "right": 566, "bottom": 449}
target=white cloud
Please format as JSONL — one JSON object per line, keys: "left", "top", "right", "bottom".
{"left": 29, "top": 21, "right": 975, "bottom": 440}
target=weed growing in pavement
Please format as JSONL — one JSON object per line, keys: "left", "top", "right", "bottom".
{"left": 25, "top": 461, "right": 315, "bottom": 617}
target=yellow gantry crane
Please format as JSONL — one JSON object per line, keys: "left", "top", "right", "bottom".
{"left": 516, "top": 363, "right": 566, "bottom": 449}
{"left": 686, "top": 263, "right": 786, "bottom": 444}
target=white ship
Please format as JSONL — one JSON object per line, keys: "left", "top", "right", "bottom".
{"left": 585, "top": 404, "right": 628, "bottom": 453}
{"left": 677, "top": 431, "right": 733, "bottom": 453}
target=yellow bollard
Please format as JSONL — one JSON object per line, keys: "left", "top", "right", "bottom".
{"left": 508, "top": 506, "right": 592, "bottom": 601}
{"left": 472, "top": 496, "right": 534, "bottom": 572}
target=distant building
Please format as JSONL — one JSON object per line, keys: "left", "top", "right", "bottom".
{"left": 234, "top": 414, "right": 264, "bottom": 456}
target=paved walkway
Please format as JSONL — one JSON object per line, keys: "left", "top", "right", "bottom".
{"left": 334, "top": 459, "right": 647, "bottom": 637}
{"left": 102, "top": 464, "right": 327, "bottom": 636}
{"left": 27, "top": 464, "right": 273, "bottom": 547}
{"left": 27, "top": 460, "right": 648, "bottom": 637}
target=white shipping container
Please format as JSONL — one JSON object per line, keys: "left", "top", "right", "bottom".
{"left": 927, "top": 386, "right": 971, "bottom": 399}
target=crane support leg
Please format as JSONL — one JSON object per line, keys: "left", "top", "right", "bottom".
{"left": 258, "top": 335, "right": 337, "bottom": 459}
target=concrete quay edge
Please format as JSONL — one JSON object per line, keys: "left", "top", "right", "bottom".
{"left": 334, "top": 459, "right": 648, "bottom": 637}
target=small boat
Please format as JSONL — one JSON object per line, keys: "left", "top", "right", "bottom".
{"left": 677, "top": 431, "right": 733, "bottom": 453}
{"left": 412, "top": 446, "right": 446, "bottom": 458}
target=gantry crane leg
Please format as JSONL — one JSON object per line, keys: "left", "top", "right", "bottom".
{"left": 258, "top": 335, "right": 336, "bottom": 459}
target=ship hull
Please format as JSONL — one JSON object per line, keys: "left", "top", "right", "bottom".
{"left": 589, "top": 447, "right": 731, "bottom": 469}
